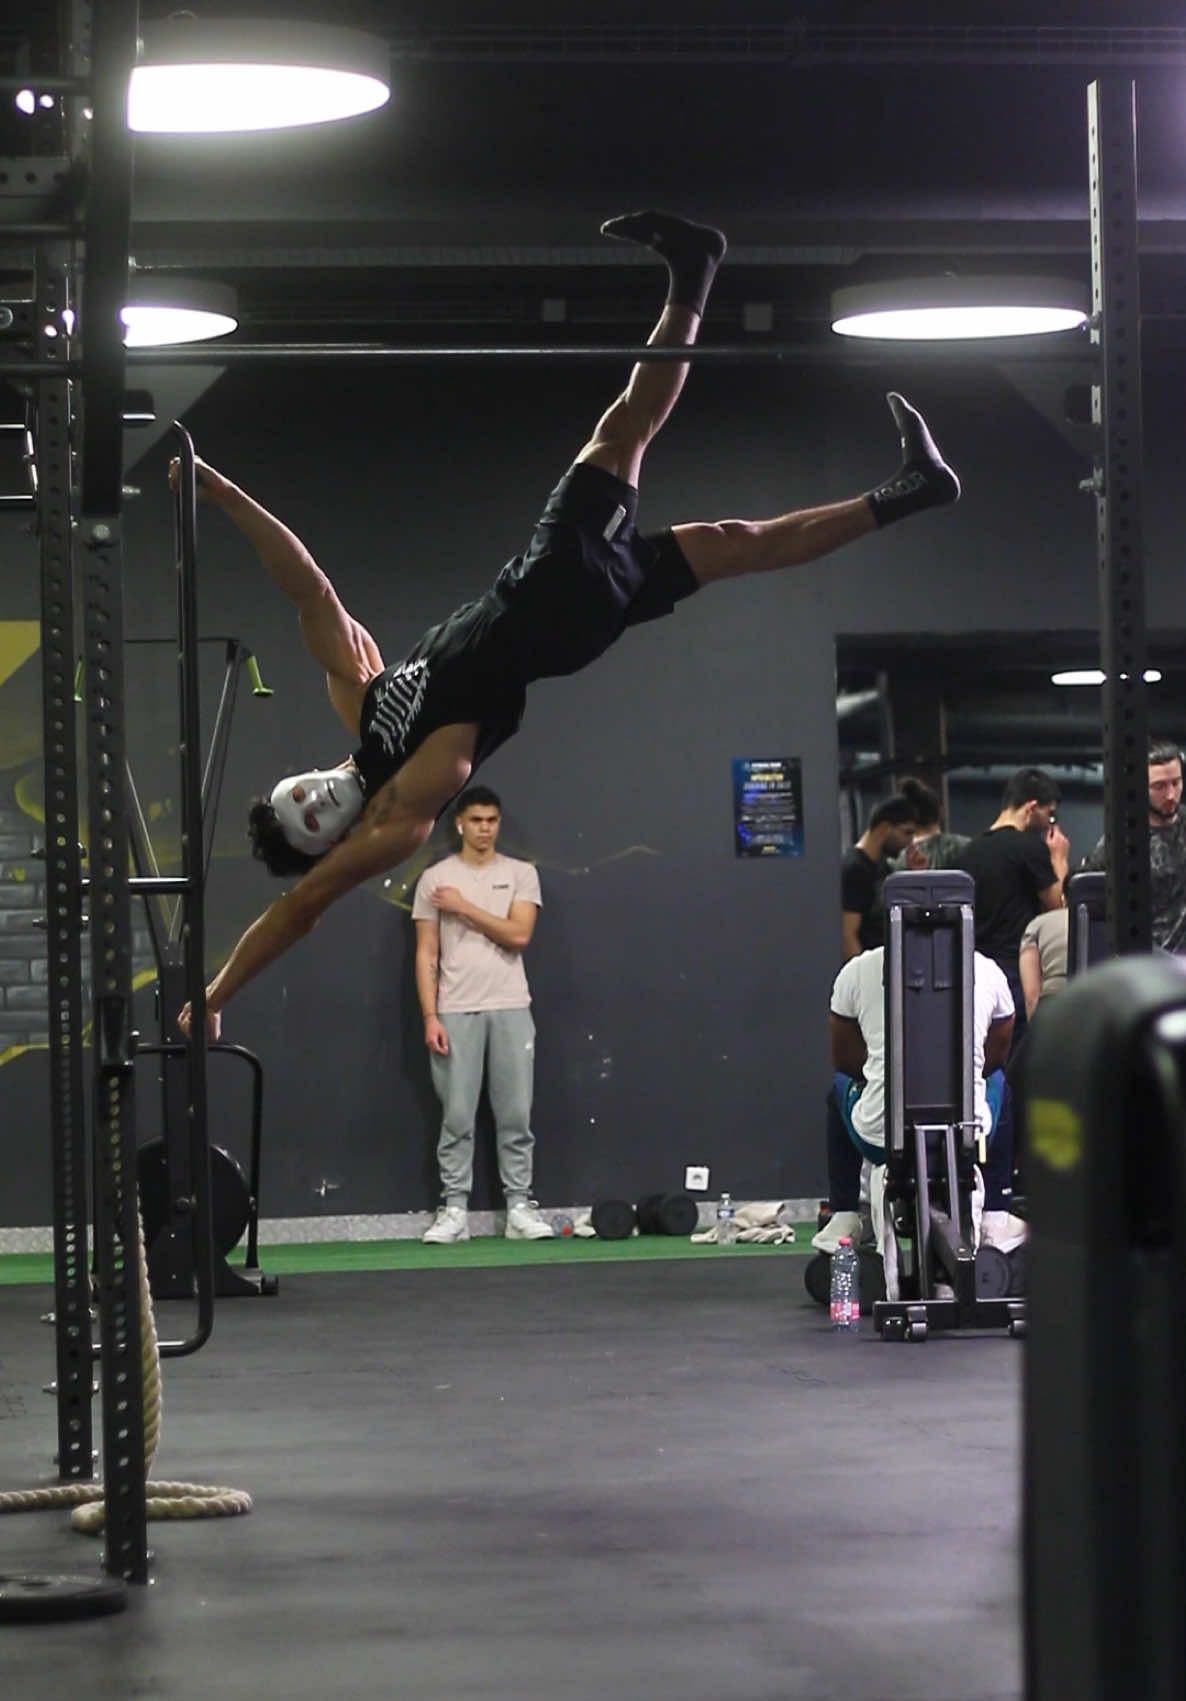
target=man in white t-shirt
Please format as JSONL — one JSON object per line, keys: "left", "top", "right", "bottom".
{"left": 813, "top": 945, "right": 1024, "bottom": 1257}
{"left": 412, "top": 786, "right": 553, "bottom": 1244}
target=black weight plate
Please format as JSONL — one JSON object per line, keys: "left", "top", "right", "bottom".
{"left": 634, "top": 1193, "right": 664, "bottom": 1234}
{"left": 656, "top": 1193, "right": 698, "bottom": 1237}
{"left": 803, "top": 1253, "right": 831, "bottom": 1305}
{"left": 975, "top": 1245, "right": 1011, "bottom": 1299}
{"left": 0, "top": 1573, "right": 127, "bottom": 1623}
{"left": 591, "top": 1198, "right": 635, "bottom": 1241}
{"left": 856, "top": 1244, "right": 886, "bottom": 1314}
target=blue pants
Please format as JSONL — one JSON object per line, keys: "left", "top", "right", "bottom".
{"left": 826, "top": 1071, "right": 1011, "bottom": 1213}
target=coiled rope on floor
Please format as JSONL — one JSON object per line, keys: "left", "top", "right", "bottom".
{"left": 0, "top": 1215, "right": 252, "bottom": 1532}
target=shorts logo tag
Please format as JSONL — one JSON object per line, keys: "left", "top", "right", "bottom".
{"left": 603, "top": 504, "right": 627, "bottom": 542}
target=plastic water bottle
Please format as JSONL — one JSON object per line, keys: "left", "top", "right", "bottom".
{"left": 716, "top": 1191, "right": 737, "bottom": 1248}
{"left": 829, "top": 1236, "right": 860, "bottom": 1332}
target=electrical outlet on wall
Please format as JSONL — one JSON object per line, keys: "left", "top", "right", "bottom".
{"left": 685, "top": 1165, "right": 709, "bottom": 1191}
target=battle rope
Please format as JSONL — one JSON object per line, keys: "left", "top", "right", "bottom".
{"left": 0, "top": 1214, "right": 252, "bottom": 1532}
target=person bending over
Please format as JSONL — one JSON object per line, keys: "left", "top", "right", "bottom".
{"left": 813, "top": 944, "right": 1026, "bottom": 1262}
{"left": 178, "top": 209, "right": 961, "bottom": 1039}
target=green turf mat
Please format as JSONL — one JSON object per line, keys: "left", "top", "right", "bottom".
{"left": 0, "top": 1253, "right": 56, "bottom": 1288}
{"left": 0, "top": 1228, "right": 815, "bottom": 1286}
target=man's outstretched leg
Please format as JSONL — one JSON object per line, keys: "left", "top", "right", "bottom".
{"left": 671, "top": 391, "right": 961, "bottom": 585}
{"left": 577, "top": 210, "right": 727, "bottom": 487}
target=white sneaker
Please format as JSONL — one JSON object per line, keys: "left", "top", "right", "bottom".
{"left": 505, "top": 1201, "right": 555, "bottom": 1241}
{"left": 422, "top": 1205, "right": 470, "bottom": 1244}
{"left": 810, "top": 1209, "right": 862, "bottom": 1255}
{"left": 979, "top": 1210, "right": 1028, "bottom": 1255}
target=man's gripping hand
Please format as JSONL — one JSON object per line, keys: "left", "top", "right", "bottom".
{"left": 431, "top": 885, "right": 470, "bottom": 920}
{"left": 178, "top": 1001, "right": 222, "bottom": 1043}
{"left": 424, "top": 1016, "right": 450, "bottom": 1056}
{"left": 168, "top": 454, "right": 233, "bottom": 505}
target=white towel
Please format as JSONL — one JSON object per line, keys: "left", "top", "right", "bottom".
{"left": 691, "top": 1200, "right": 798, "bottom": 1245}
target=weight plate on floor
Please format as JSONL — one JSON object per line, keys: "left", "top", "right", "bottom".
{"left": 590, "top": 1198, "right": 635, "bottom": 1241}
{"left": 0, "top": 1573, "right": 127, "bottom": 1623}
{"left": 803, "top": 1253, "right": 831, "bottom": 1305}
{"left": 656, "top": 1193, "right": 698, "bottom": 1236}
{"left": 856, "top": 1244, "right": 886, "bottom": 1314}
{"left": 975, "top": 1245, "right": 1011, "bottom": 1298}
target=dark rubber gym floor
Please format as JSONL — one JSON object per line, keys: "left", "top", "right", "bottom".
{"left": 0, "top": 1257, "right": 1022, "bottom": 1700}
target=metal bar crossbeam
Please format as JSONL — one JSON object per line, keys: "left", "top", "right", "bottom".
{"left": 122, "top": 339, "right": 1095, "bottom": 366}
{"left": 389, "top": 23, "right": 1186, "bottom": 68}
{"left": 2, "top": 340, "right": 1101, "bottom": 378}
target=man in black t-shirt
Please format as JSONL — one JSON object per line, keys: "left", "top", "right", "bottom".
{"left": 953, "top": 767, "right": 1069, "bottom": 1023}
{"left": 176, "top": 209, "right": 962, "bottom": 1041}
{"left": 840, "top": 787, "right": 926, "bottom": 958}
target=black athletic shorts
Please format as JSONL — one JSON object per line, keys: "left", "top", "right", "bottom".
{"left": 491, "top": 461, "right": 700, "bottom": 683}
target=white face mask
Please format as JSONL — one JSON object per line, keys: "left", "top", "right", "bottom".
{"left": 269, "top": 766, "right": 364, "bottom": 856}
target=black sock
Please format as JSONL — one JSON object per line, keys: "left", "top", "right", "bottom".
{"left": 600, "top": 209, "right": 727, "bottom": 318}
{"left": 865, "top": 392, "right": 961, "bottom": 528}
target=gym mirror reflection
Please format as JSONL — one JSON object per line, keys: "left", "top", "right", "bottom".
{"left": 836, "top": 631, "right": 1186, "bottom": 868}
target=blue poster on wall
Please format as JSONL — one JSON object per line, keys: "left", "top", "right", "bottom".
{"left": 732, "top": 757, "right": 804, "bottom": 858}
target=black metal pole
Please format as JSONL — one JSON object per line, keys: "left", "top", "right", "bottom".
{"left": 35, "top": 244, "right": 94, "bottom": 1487}
{"left": 1089, "top": 78, "right": 1151, "bottom": 955}
{"left": 196, "top": 642, "right": 245, "bottom": 884}
{"left": 79, "top": 0, "right": 148, "bottom": 1586}
{"left": 170, "top": 420, "right": 215, "bottom": 1352}
{"left": 119, "top": 338, "right": 1093, "bottom": 367}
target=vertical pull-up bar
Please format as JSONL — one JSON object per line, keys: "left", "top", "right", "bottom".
{"left": 147, "top": 421, "right": 215, "bottom": 1357}
{"left": 35, "top": 245, "right": 94, "bottom": 1489}
{"left": 78, "top": 0, "right": 149, "bottom": 1587}
{"left": 1090, "top": 77, "right": 1151, "bottom": 955}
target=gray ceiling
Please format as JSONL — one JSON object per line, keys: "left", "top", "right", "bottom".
{"left": 7, "top": 5, "right": 1186, "bottom": 349}
{"left": 4, "top": 5, "right": 1186, "bottom": 764}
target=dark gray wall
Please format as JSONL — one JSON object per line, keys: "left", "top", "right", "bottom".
{"left": 4, "top": 355, "right": 1185, "bottom": 1224}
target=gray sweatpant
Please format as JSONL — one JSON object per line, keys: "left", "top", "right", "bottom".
{"left": 430, "top": 1007, "right": 536, "bottom": 1206}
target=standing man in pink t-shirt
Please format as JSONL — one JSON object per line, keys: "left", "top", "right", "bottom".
{"left": 412, "top": 787, "right": 552, "bottom": 1243}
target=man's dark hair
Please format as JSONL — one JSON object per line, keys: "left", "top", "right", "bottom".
{"left": 899, "top": 776, "right": 942, "bottom": 829}
{"left": 246, "top": 798, "right": 322, "bottom": 879}
{"left": 1001, "top": 767, "right": 1061, "bottom": 810}
{"left": 869, "top": 790, "right": 921, "bottom": 830}
{"left": 1148, "top": 739, "right": 1183, "bottom": 771}
{"left": 453, "top": 785, "right": 501, "bottom": 819}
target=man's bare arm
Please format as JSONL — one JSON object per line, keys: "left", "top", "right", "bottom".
{"left": 431, "top": 891, "right": 538, "bottom": 952}
{"left": 1018, "top": 942, "right": 1042, "bottom": 1021}
{"left": 180, "top": 815, "right": 430, "bottom": 1037}
{"left": 414, "top": 918, "right": 449, "bottom": 1055}
{"left": 830, "top": 1012, "right": 868, "bottom": 1079}
{"left": 983, "top": 1015, "right": 1015, "bottom": 1076}
{"left": 840, "top": 911, "right": 863, "bottom": 961}
{"left": 181, "top": 457, "right": 382, "bottom": 695}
